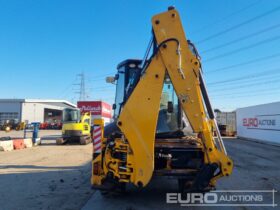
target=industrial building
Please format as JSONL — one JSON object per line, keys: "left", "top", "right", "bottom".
{"left": 0, "top": 99, "right": 76, "bottom": 123}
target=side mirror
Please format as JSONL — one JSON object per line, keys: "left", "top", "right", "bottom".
{"left": 106, "top": 76, "right": 116, "bottom": 84}
{"left": 167, "top": 101, "right": 174, "bottom": 113}
{"left": 106, "top": 74, "right": 119, "bottom": 84}
{"left": 112, "top": 104, "right": 116, "bottom": 110}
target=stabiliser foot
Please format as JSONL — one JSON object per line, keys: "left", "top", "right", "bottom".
{"left": 192, "top": 163, "right": 218, "bottom": 192}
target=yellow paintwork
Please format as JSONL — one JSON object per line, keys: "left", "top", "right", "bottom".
{"left": 16, "top": 122, "right": 26, "bottom": 131}
{"left": 117, "top": 56, "right": 166, "bottom": 186}
{"left": 118, "top": 9, "right": 232, "bottom": 186}
{"left": 91, "top": 8, "right": 233, "bottom": 189}
{"left": 62, "top": 112, "right": 91, "bottom": 136}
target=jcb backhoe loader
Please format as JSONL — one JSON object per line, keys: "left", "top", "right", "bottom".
{"left": 56, "top": 108, "right": 92, "bottom": 145}
{"left": 91, "top": 7, "right": 233, "bottom": 194}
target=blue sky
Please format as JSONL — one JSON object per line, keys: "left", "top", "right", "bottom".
{"left": 0, "top": 0, "right": 280, "bottom": 111}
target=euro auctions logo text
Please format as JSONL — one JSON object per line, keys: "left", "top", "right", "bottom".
{"left": 167, "top": 192, "right": 220, "bottom": 205}
{"left": 166, "top": 190, "right": 277, "bottom": 207}
{"left": 243, "top": 117, "right": 276, "bottom": 128}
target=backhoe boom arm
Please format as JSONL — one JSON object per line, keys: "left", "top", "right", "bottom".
{"left": 117, "top": 9, "right": 233, "bottom": 187}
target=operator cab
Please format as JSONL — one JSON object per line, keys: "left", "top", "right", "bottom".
{"left": 113, "top": 59, "right": 142, "bottom": 119}
{"left": 112, "top": 59, "right": 183, "bottom": 136}
{"left": 110, "top": 38, "right": 200, "bottom": 135}
{"left": 62, "top": 108, "right": 81, "bottom": 124}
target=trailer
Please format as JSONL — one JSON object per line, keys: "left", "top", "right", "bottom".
{"left": 215, "top": 112, "right": 236, "bottom": 136}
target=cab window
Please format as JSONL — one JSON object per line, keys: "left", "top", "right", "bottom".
{"left": 114, "top": 69, "right": 125, "bottom": 119}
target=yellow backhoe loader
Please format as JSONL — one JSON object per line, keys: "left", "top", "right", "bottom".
{"left": 91, "top": 7, "right": 233, "bottom": 194}
{"left": 56, "top": 108, "right": 92, "bottom": 145}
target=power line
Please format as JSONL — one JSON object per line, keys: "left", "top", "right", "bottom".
{"left": 201, "top": 23, "right": 280, "bottom": 54}
{"left": 208, "top": 72, "right": 280, "bottom": 87}
{"left": 88, "top": 78, "right": 109, "bottom": 82}
{"left": 74, "top": 72, "right": 87, "bottom": 101}
{"left": 209, "top": 78, "right": 280, "bottom": 93}
{"left": 56, "top": 79, "right": 76, "bottom": 98}
{"left": 212, "top": 90, "right": 279, "bottom": 100}
{"left": 212, "top": 86, "right": 280, "bottom": 97}
{"left": 93, "top": 96, "right": 115, "bottom": 102}
{"left": 205, "top": 52, "right": 280, "bottom": 73}
{"left": 88, "top": 73, "right": 114, "bottom": 80}
{"left": 204, "top": 35, "right": 280, "bottom": 63}
{"left": 192, "top": 0, "right": 262, "bottom": 35}
{"left": 211, "top": 87, "right": 280, "bottom": 98}
{"left": 196, "top": 5, "right": 280, "bottom": 44}
{"left": 209, "top": 77, "right": 280, "bottom": 98}
{"left": 89, "top": 86, "right": 114, "bottom": 90}
{"left": 208, "top": 76, "right": 280, "bottom": 91}
{"left": 207, "top": 67, "right": 280, "bottom": 86}
{"left": 89, "top": 88, "right": 114, "bottom": 92}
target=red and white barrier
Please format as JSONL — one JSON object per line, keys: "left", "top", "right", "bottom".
{"left": 0, "top": 138, "right": 35, "bottom": 152}
{"left": 93, "top": 126, "right": 102, "bottom": 153}
{"left": 0, "top": 140, "right": 14, "bottom": 151}
{"left": 13, "top": 139, "right": 25, "bottom": 150}
{"left": 24, "top": 138, "right": 33, "bottom": 148}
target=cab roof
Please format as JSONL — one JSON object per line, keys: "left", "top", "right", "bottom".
{"left": 117, "top": 59, "right": 142, "bottom": 70}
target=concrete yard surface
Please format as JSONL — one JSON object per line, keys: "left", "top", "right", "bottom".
{"left": 0, "top": 129, "right": 62, "bottom": 139}
{"left": 0, "top": 130, "right": 94, "bottom": 210}
{"left": 83, "top": 138, "right": 280, "bottom": 210}
{"left": 0, "top": 133, "right": 279, "bottom": 210}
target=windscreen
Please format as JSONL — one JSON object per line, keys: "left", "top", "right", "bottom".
{"left": 62, "top": 109, "right": 80, "bottom": 123}
{"left": 156, "top": 75, "right": 181, "bottom": 133}
{"left": 114, "top": 63, "right": 141, "bottom": 119}
{"left": 113, "top": 62, "right": 182, "bottom": 134}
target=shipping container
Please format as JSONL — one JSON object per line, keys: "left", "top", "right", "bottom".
{"left": 215, "top": 112, "right": 236, "bottom": 136}
{"left": 226, "top": 112, "right": 236, "bottom": 136}
{"left": 216, "top": 112, "right": 227, "bottom": 126}
{"left": 236, "top": 102, "right": 280, "bottom": 145}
